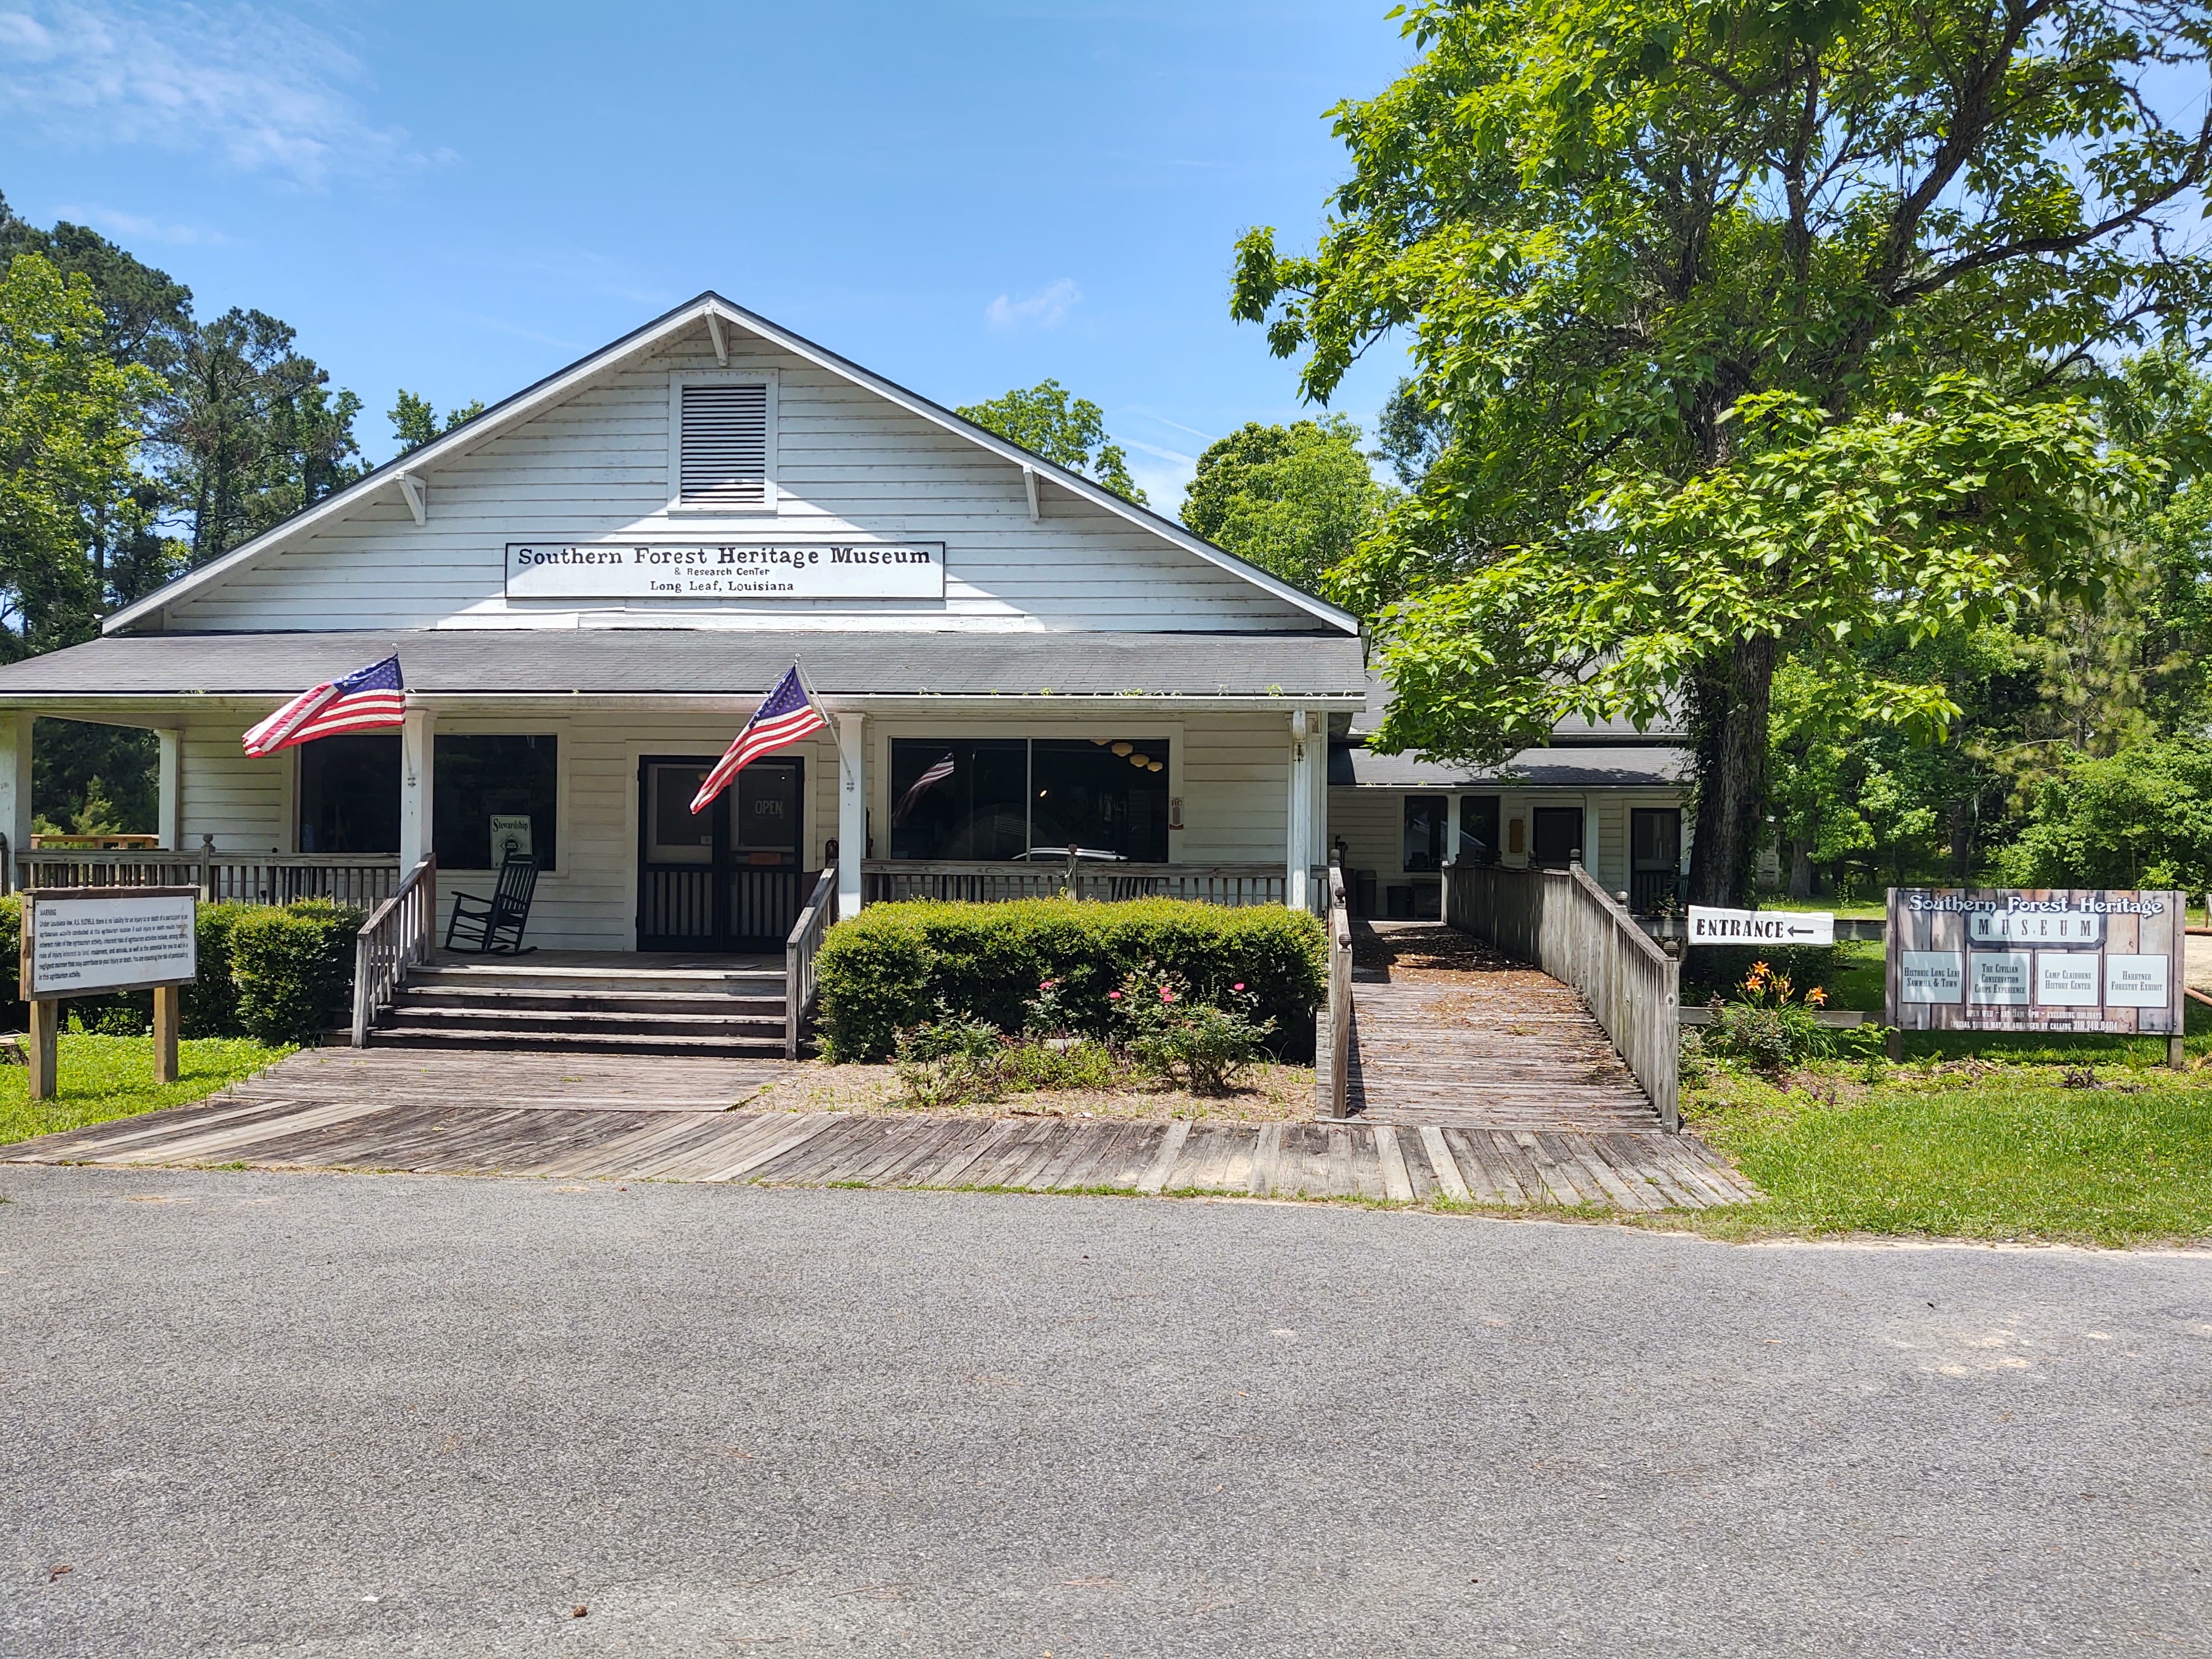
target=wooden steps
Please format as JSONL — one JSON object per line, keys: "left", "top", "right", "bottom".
{"left": 371, "top": 961, "right": 790, "bottom": 1057}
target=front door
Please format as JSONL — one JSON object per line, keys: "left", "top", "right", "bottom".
{"left": 637, "top": 755, "right": 808, "bottom": 952}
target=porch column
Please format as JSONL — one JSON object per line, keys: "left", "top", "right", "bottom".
{"left": 835, "top": 712, "right": 866, "bottom": 919}
{"left": 1286, "top": 709, "right": 1321, "bottom": 912}
{"left": 156, "top": 729, "right": 182, "bottom": 851}
{"left": 399, "top": 703, "right": 436, "bottom": 873}
{"left": 0, "top": 712, "right": 29, "bottom": 885}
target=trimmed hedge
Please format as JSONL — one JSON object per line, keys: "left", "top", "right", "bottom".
{"left": 0, "top": 894, "right": 362, "bottom": 1043}
{"left": 229, "top": 902, "right": 366, "bottom": 1044}
{"left": 813, "top": 897, "right": 1327, "bottom": 1063}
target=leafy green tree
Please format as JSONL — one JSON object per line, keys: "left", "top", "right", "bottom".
{"left": 0, "top": 253, "right": 161, "bottom": 656}
{"left": 389, "top": 388, "right": 486, "bottom": 454}
{"left": 956, "top": 379, "right": 1145, "bottom": 503}
{"left": 1374, "top": 379, "right": 1451, "bottom": 487}
{"left": 0, "top": 195, "right": 190, "bottom": 611}
{"left": 2000, "top": 739, "right": 2212, "bottom": 892}
{"left": 1230, "top": 0, "right": 2212, "bottom": 903}
{"left": 1179, "top": 416, "right": 1390, "bottom": 592}
{"left": 165, "top": 309, "right": 364, "bottom": 565}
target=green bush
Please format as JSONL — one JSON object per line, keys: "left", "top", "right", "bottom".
{"left": 229, "top": 901, "right": 366, "bottom": 1044}
{"left": 1111, "top": 964, "right": 1274, "bottom": 1093}
{"left": 1682, "top": 942, "right": 1844, "bottom": 1005}
{"left": 1997, "top": 737, "right": 2212, "bottom": 892}
{"left": 815, "top": 898, "right": 1326, "bottom": 1063}
{"left": 181, "top": 901, "right": 255, "bottom": 1038}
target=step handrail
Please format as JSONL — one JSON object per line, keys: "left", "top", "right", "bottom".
{"left": 352, "top": 855, "right": 437, "bottom": 1048}
{"left": 784, "top": 867, "right": 838, "bottom": 1060}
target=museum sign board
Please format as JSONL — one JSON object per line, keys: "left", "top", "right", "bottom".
{"left": 1885, "top": 888, "right": 2185, "bottom": 1036}
{"left": 504, "top": 540, "right": 947, "bottom": 601}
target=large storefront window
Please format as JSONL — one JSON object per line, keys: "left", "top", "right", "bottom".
{"left": 434, "top": 735, "right": 559, "bottom": 871}
{"left": 889, "top": 737, "right": 1170, "bottom": 862}
{"left": 297, "top": 736, "right": 400, "bottom": 854}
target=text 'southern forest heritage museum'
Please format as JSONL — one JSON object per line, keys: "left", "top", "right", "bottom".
{"left": 0, "top": 295, "right": 1687, "bottom": 945}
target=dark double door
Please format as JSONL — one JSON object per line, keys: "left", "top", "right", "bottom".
{"left": 638, "top": 755, "right": 810, "bottom": 952}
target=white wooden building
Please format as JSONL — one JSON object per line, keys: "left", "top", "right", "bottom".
{"left": 1329, "top": 673, "right": 1691, "bottom": 920}
{"left": 0, "top": 294, "right": 1365, "bottom": 956}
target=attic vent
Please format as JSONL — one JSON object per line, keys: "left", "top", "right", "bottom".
{"left": 679, "top": 382, "right": 770, "bottom": 507}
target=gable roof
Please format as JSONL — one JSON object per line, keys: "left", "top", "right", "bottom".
{"left": 106, "top": 292, "right": 1361, "bottom": 638}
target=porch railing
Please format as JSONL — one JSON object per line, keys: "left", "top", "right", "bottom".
{"left": 352, "top": 857, "right": 437, "bottom": 1048}
{"left": 1316, "top": 857, "right": 1352, "bottom": 1121}
{"left": 784, "top": 868, "right": 837, "bottom": 1060}
{"left": 1444, "top": 857, "right": 1681, "bottom": 1129}
{"left": 862, "top": 859, "right": 1290, "bottom": 907}
{"left": 12, "top": 841, "right": 402, "bottom": 906}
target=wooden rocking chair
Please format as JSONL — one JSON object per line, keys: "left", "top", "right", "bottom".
{"left": 444, "top": 853, "right": 539, "bottom": 954}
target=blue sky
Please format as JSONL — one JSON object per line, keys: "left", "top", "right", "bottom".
{"left": 0, "top": 1, "right": 1421, "bottom": 505}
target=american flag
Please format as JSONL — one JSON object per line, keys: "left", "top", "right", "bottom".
{"left": 892, "top": 752, "right": 956, "bottom": 824}
{"left": 241, "top": 654, "right": 406, "bottom": 758}
{"left": 691, "top": 664, "right": 828, "bottom": 814}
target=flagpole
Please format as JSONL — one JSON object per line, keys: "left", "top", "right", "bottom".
{"left": 795, "top": 656, "right": 852, "bottom": 796}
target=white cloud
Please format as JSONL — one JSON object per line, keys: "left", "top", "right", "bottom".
{"left": 1120, "top": 440, "right": 1198, "bottom": 513}
{"left": 53, "top": 201, "right": 226, "bottom": 243}
{"left": 0, "top": 2, "right": 441, "bottom": 186}
{"left": 984, "top": 277, "right": 1082, "bottom": 332}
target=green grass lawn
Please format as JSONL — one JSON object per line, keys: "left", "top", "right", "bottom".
{"left": 0, "top": 1035, "right": 294, "bottom": 1148}
{"left": 1680, "top": 1002, "right": 2212, "bottom": 1245}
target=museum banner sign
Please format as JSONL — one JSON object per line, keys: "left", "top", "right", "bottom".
{"left": 504, "top": 540, "right": 946, "bottom": 602}
{"left": 1885, "top": 888, "right": 2185, "bottom": 1036}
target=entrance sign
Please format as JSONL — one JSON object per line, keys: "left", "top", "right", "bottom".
{"left": 1886, "top": 888, "right": 2184, "bottom": 1037}
{"left": 23, "top": 888, "right": 197, "bottom": 997}
{"left": 1686, "top": 905, "right": 1835, "bottom": 946}
{"left": 504, "top": 540, "right": 947, "bottom": 602}
{"left": 19, "top": 886, "right": 199, "bottom": 1100}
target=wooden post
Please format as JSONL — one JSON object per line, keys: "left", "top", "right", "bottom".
{"left": 1886, "top": 1027, "right": 1903, "bottom": 1063}
{"left": 153, "top": 983, "right": 180, "bottom": 1084}
{"left": 28, "top": 996, "right": 58, "bottom": 1100}
{"left": 2170, "top": 1034, "right": 2187, "bottom": 1071}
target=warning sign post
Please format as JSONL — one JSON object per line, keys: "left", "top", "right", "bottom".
{"left": 19, "top": 886, "right": 199, "bottom": 1100}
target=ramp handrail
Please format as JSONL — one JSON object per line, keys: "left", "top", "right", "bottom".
{"left": 351, "top": 856, "right": 437, "bottom": 1048}
{"left": 1318, "top": 856, "right": 1352, "bottom": 1120}
{"left": 1443, "top": 858, "right": 1679, "bottom": 1129}
{"left": 784, "top": 867, "right": 838, "bottom": 1059}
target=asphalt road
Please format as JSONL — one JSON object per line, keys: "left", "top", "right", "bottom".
{"left": 2, "top": 1167, "right": 2208, "bottom": 1658}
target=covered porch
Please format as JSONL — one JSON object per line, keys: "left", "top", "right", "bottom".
{"left": 0, "top": 628, "right": 1363, "bottom": 943}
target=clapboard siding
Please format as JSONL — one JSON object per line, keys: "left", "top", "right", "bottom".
{"left": 1594, "top": 800, "right": 1627, "bottom": 894}
{"left": 1178, "top": 714, "right": 1291, "bottom": 864}
{"left": 165, "top": 324, "right": 1321, "bottom": 635}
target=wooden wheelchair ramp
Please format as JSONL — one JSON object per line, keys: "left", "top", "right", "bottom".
{"left": 1345, "top": 922, "right": 1661, "bottom": 1130}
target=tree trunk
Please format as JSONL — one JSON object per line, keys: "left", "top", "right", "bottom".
{"left": 1686, "top": 636, "right": 1780, "bottom": 907}
{"left": 1948, "top": 796, "right": 1975, "bottom": 882}
{"left": 1787, "top": 840, "right": 1815, "bottom": 900}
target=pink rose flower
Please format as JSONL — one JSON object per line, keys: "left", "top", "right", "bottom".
{"left": 1232, "top": 983, "right": 1244, "bottom": 992}
{"left": 1108, "top": 990, "right": 1122, "bottom": 1000}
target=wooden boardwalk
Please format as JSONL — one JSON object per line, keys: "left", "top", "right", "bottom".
{"left": 1347, "top": 922, "right": 1660, "bottom": 1130}
{"left": 4, "top": 1048, "right": 1757, "bottom": 1213}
